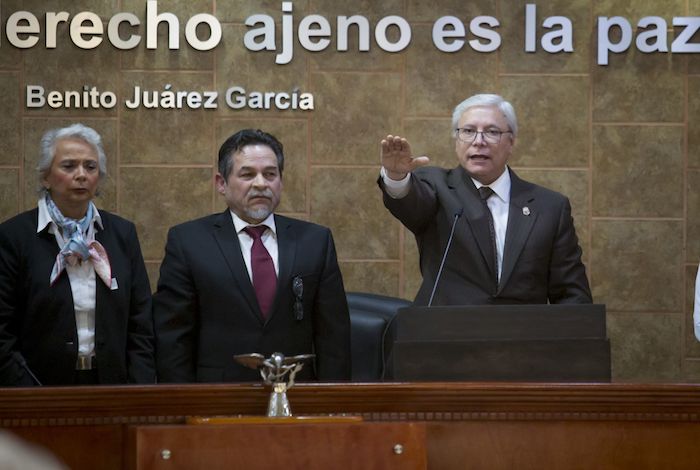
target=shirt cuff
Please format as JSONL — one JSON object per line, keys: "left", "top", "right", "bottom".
{"left": 380, "top": 167, "right": 411, "bottom": 199}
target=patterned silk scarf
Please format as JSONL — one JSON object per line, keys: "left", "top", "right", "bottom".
{"left": 45, "top": 194, "right": 112, "bottom": 288}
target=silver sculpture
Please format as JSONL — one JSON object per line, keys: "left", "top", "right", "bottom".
{"left": 234, "top": 352, "right": 314, "bottom": 417}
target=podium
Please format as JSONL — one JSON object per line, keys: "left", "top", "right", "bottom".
{"left": 388, "top": 304, "right": 611, "bottom": 382}
{"left": 128, "top": 418, "right": 426, "bottom": 470}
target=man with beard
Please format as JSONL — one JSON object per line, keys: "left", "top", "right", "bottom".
{"left": 153, "top": 129, "right": 351, "bottom": 382}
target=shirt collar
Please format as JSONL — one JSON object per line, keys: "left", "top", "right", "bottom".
{"left": 37, "top": 197, "right": 104, "bottom": 233}
{"left": 471, "top": 167, "right": 511, "bottom": 203}
{"left": 230, "top": 211, "right": 277, "bottom": 236}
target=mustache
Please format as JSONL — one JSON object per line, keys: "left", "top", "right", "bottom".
{"left": 247, "top": 189, "right": 274, "bottom": 199}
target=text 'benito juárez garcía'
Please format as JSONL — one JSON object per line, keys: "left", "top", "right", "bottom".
{"left": 24, "top": 85, "right": 315, "bottom": 111}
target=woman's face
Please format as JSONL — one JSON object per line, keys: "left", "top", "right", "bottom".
{"left": 42, "top": 138, "right": 100, "bottom": 218}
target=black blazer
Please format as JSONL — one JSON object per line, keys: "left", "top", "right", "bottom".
{"left": 0, "top": 208, "right": 156, "bottom": 386}
{"left": 381, "top": 166, "right": 592, "bottom": 305}
{"left": 153, "top": 211, "right": 351, "bottom": 383}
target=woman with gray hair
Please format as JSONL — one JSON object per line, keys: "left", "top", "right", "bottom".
{"left": 0, "top": 123, "right": 155, "bottom": 386}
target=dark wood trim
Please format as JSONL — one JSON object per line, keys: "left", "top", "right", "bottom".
{"left": 3, "top": 382, "right": 700, "bottom": 424}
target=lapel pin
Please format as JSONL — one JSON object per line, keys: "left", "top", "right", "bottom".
{"left": 522, "top": 207, "right": 530, "bottom": 216}
{"left": 292, "top": 275, "right": 304, "bottom": 321}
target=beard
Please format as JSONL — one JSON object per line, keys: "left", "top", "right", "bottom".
{"left": 244, "top": 206, "right": 273, "bottom": 221}
{"left": 244, "top": 189, "right": 277, "bottom": 222}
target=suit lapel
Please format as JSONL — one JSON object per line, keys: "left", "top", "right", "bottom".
{"left": 272, "top": 215, "right": 296, "bottom": 320}
{"left": 211, "top": 211, "right": 261, "bottom": 320}
{"left": 448, "top": 167, "right": 498, "bottom": 279}
{"left": 94, "top": 217, "right": 113, "bottom": 329}
{"left": 498, "top": 169, "right": 537, "bottom": 293}
{"left": 36, "top": 217, "right": 78, "bottom": 342}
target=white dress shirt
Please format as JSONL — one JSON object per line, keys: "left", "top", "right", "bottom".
{"left": 230, "top": 211, "right": 279, "bottom": 280}
{"left": 381, "top": 166, "right": 511, "bottom": 281}
{"left": 37, "top": 198, "right": 103, "bottom": 359}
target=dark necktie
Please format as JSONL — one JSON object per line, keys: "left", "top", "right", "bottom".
{"left": 244, "top": 225, "right": 277, "bottom": 318}
{"left": 478, "top": 186, "right": 499, "bottom": 285}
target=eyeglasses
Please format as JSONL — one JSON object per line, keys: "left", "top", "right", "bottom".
{"left": 455, "top": 127, "right": 512, "bottom": 144}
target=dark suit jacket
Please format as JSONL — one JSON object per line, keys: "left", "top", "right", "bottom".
{"left": 381, "top": 166, "right": 592, "bottom": 305}
{"left": 153, "top": 211, "right": 351, "bottom": 383}
{"left": 0, "top": 208, "right": 156, "bottom": 386}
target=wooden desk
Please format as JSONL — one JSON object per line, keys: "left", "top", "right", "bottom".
{"left": 2, "top": 382, "right": 700, "bottom": 469}
{"left": 128, "top": 419, "right": 426, "bottom": 470}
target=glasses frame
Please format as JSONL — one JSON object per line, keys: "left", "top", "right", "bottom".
{"left": 455, "top": 127, "right": 513, "bottom": 144}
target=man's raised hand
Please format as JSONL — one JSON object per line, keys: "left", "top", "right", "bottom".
{"left": 380, "top": 135, "right": 430, "bottom": 180}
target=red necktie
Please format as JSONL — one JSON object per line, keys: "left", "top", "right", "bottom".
{"left": 244, "top": 225, "right": 277, "bottom": 318}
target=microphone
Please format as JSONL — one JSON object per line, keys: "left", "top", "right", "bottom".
{"left": 12, "top": 351, "right": 42, "bottom": 386}
{"left": 427, "top": 209, "right": 463, "bottom": 307}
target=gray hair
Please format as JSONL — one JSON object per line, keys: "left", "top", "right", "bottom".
{"left": 451, "top": 94, "right": 518, "bottom": 138}
{"left": 37, "top": 123, "right": 107, "bottom": 194}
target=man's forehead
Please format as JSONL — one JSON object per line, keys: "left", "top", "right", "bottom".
{"left": 236, "top": 162, "right": 279, "bottom": 171}
{"left": 234, "top": 145, "right": 277, "bottom": 162}
{"left": 237, "top": 143, "right": 274, "bottom": 155}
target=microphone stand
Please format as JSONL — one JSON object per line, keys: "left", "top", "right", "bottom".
{"left": 427, "top": 209, "right": 463, "bottom": 307}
